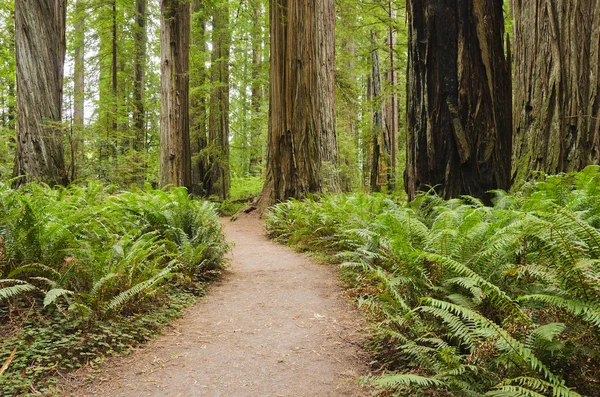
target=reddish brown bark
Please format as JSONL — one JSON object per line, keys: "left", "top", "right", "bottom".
{"left": 512, "top": 0, "right": 600, "bottom": 183}
{"left": 258, "top": 0, "right": 339, "bottom": 211}
{"left": 405, "top": 0, "right": 512, "bottom": 200}
{"left": 14, "top": 0, "right": 68, "bottom": 186}
{"left": 159, "top": 0, "right": 191, "bottom": 188}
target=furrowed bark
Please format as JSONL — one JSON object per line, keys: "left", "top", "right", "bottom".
{"left": 405, "top": 0, "right": 512, "bottom": 200}
{"left": 160, "top": 0, "right": 191, "bottom": 188}
{"left": 15, "top": 0, "right": 68, "bottom": 186}
{"left": 258, "top": 0, "right": 339, "bottom": 211}
{"left": 512, "top": 0, "right": 600, "bottom": 183}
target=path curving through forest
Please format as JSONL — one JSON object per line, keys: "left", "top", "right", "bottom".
{"left": 66, "top": 215, "right": 371, "bottom": 396}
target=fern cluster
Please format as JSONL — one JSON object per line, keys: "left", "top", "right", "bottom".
{"left": 265, "top": 166, "right": 600, "bottom": 396}
{"left": 0, "top": 182, "right": 228, "bottom": 319}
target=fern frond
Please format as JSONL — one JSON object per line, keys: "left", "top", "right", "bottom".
{"left": 43, "top": 288, "right": 74, "bottom": 307}
{"left": 371, "top": 373, "right": 445, "bottom": 388}
{"left": 518, "top": 294, "right": 600, "bottom": 328}
{"left": 0, "top": 282, "right": 37, "bottom": 301}
{"left": 106, "top": 267, "right": 173, "bottom": 311}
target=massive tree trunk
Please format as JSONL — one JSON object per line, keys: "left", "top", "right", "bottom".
{"left": 159, "top": 0, "right": 191, "bottom": 188}
{"left": 258, "top": 0, "right": 339, "bottom": 211}
{"left": 133, "top": 0, "right": 147, "bottom": 152}
{"left": 512, "top": 0, "right": 600, "bottom": 183}
{"left": 15, "top": 0, "right": 68, "bottom": 186}
{"left": 190, "top": 0, "right": 210, "bottom": 196}
{"left": 404, "top": 0, "right": 512, "bottom": 200}
{"left": 207, "top": 3, "right": 230, "bottom": 200}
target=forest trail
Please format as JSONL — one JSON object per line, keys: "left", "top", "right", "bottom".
{"left": 66, "top": 215, "right": 371, "bottom": 397}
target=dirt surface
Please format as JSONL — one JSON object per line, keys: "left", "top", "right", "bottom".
{"left": 65, "top": 215, "right": 371, "bottom": 396}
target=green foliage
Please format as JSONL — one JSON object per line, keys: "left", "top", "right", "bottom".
{"left": 0, "top": 182, "right": 228, "bottom": 395}
{"left": 0, "top": 289, "right": 198, "bottom": 397}
{"left": 265, "top": 166, "right": 600, "bottom": 396}
{"left": 217, "top": 176, "right": 263, "bottom": 216}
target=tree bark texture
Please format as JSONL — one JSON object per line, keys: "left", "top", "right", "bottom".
{"left": 249, "top": 0, "right": 263, "bottom": 177}
{"left": 190, "top": 0, "right": 209, "bottom": 196}
{"left": 71, "top": 0, "right": 85, "bottom": 181}
{"left": 160, "top": 0, "right": 191, "bottom": 188}
{"left": 370, "top": 31, "right": 392, "bottom": 193}
{"left": 258, "top": 0, "right": 339, "bottom": 211}
{"left": 133, "top": 0, "right": 147, "bottom": 152}
{"left": 15, "top": 0, "right": 68, "bottom": 186}
{"left": 512, "top": 0, "right": 600, "bottom": 183}
{"left": 208, "top": 3, "right": 230, "bottom": 200}
{"left": 405, "top": 0, "right": 512, "bottom": 200}
{"left": 111, "top": 0, "right": 117, "bottom": 137}
{"left": 385, "top": 3, "right": 398, "bottom": 191}
{"left": 73, "top": 0, "right": 85, "bottom": 129}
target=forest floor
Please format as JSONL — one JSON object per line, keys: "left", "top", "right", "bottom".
{"left": 60, "top": 214, "right": 372, "bottom": 397}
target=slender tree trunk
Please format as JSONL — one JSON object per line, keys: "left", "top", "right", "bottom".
{"left": 160, "top": 0, "right": 191, "bottom": 188}
{"left": 133, "top": 0, "right": 147, "bottom": 152}
{"left": 249, "top": 0, "right": 263, "bottom": 177}
{"left": 208, "top": 3, "right": 230, "bottom": 200}
{"left": 512, "top": 0, "right": 600, "bottom": 183}
{"left": 370, "top": 32, "right": 387, "bottom": 192}
{"left": 258, "top": 0, "right": 338, "bottom": 211}
{"left": 404, "top": 0, "right": 512, "bottom": 200}
{"left": 111, "top": 0, "right": 119, "bottom": 139}
{"left": 190, "top": 0, "right": 209, "bottom": 195}
{"left": 385, "top": 3, "right": 398, "bottom": 191}
{"left": 7, "top": 75, "right": 15, "bottom": 132}
{"left": 72, "top": 0, "right": 85, "bottom": 181}
{"left": 14, "top": 0, "right": 68, "bottom": 186}
{"left": 73, "top": 1, "right": 85, "bottom": 129}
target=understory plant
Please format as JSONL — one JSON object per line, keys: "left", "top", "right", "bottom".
{"left": 0, "top": 182, "right": 228, "bottom": 395}
{"left": 265, "top": 165, "right": 600, "bottom": 397}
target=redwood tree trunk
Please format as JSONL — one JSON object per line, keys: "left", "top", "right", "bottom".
{"left": 133, "top": 0, "right": 147, "bottom": 152}
{"left": 160, "top": 0, "right": 191, "bottom": 188}
{"left": 404, "top": 0, "right": 512, "bottom": 200}
{"left": 385, "top": 3, "right": 398, "bottom": 191}
{"left": 15, "top": 0, "right": 68, "bottom": 186}
{"left": 369, "top": 32, "right": 387, "bottom": 193}
{"left": 249, "top": 0, "right": 263, "bottom": 177}
{"left": 258, "top": 0, "right": 339, "bottom": 211}
{"left": 190, "top": 0, "right": 209, "bottom": 195}
{"left": 73, "top": 0, "right": 85, "bottom": 129}
{"left": 512, "top": 0, "right": 600, "bottom": 183}
{"left": 71, "top": 0, "right": 85, "bottom": 181}
{"left": 207, "top": 3, "right": 230, "bottom": 200}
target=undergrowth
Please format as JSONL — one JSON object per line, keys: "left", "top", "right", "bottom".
{"left": 265, "top": 166, "right": 600, "bottom": 397}
{"left": 0, "top": 182, "right": 228, "bottom": 395}
{"left": 217, "top": 176, "right": 263, "bottom": 216}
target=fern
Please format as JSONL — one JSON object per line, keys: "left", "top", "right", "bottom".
{"left": 43, "top": 288, "right": 74, "bottom": 307}
{"left": 371, "top": 373, "right": 445, "bottom": 388}
{"left": 106, "top": 266, "right": 174, "bottom": 312}
{"left": 0, "top": 280, "right": 37, "bottom": 301}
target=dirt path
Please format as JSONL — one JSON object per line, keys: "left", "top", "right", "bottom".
{"left": 67, "top": 215, "right": 371, "bottom": 396}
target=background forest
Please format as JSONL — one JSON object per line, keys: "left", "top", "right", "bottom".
{"left": 2, "top": 0, "right": 600, "bottom": 396}
{"left": 0, "top": 0, "right": 410, "bottom": 199}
